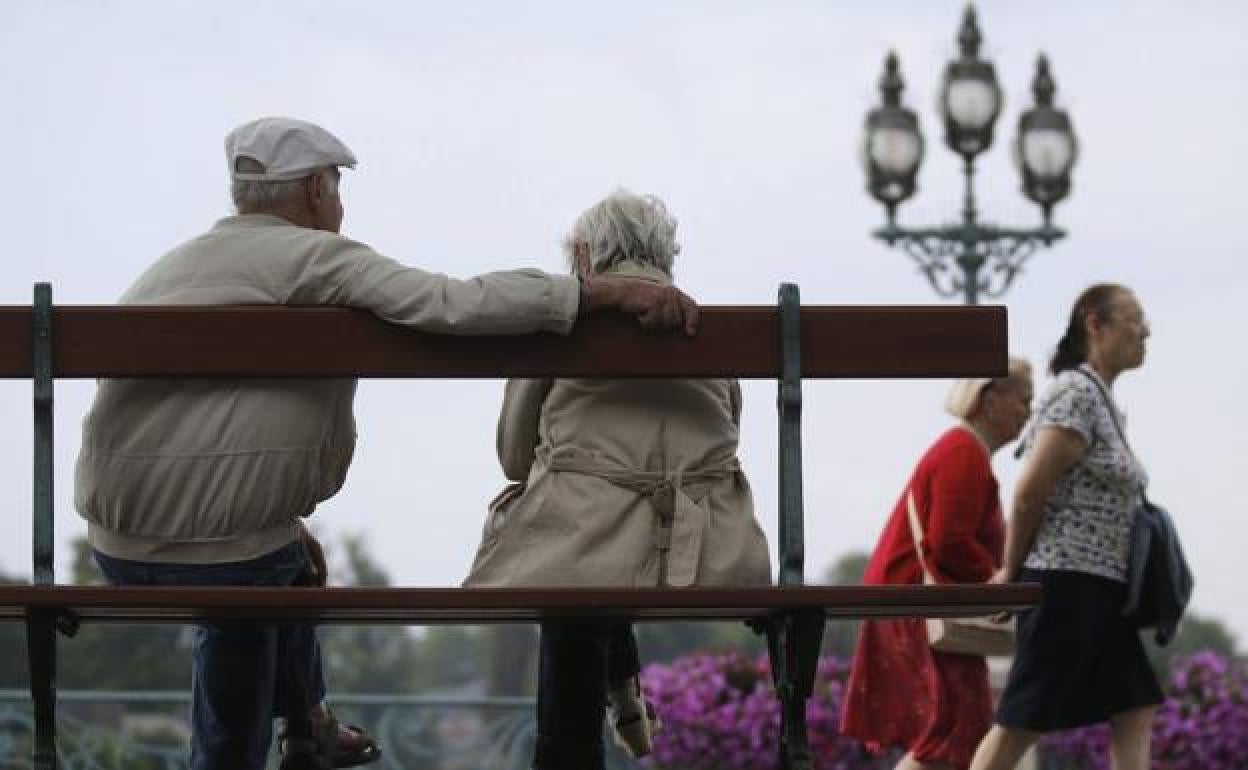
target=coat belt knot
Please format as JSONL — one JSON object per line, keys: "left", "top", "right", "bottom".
{"left": 546, "top": 451, "right": 739, "bottom": 587}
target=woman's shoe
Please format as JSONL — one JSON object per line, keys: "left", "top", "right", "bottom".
{"left": 606, "top": 676, "right": 661, "bottom": 758}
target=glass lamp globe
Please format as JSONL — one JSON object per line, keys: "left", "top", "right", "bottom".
{"left": 863, "top": 52, "right": 924, "bottom": 210}
{"left": 1015, "top": 54, "right": 1077, "bottom": 211}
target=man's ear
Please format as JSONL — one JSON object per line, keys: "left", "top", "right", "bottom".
{"left": 304, "top": 173, "right": 324, "bottom": 210}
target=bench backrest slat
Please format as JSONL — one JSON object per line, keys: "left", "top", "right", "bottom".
{"left": 0, "top": 304, "right": 1006, "bottom": 378}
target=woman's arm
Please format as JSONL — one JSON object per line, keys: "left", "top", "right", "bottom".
{"left": 496, "top": 378, "right": 553, "bottom": 481}
{"left": 997, "top": 425, "right": 1087, "bottom": 581}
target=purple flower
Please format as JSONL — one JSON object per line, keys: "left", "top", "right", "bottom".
{"left": 641, "top": 649, "right": 1248, "bottom": 769}
{"left": 640, "top": 652, "right": 894, "bottom": 770}
{"left": 1039, "top": 651, "right": 1248, "bottom": 770}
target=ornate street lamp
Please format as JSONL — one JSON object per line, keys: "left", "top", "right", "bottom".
{"left": 1015, "top": 54, "right": 1078, "bottom": 221}
{"left": 865, "top": 6, "right": 1077, "bottom": 304}
{"left": 940, "top": 8, "right": 1001, "bottom": 160}
{"left": 863, "top": 52, "right": 923, "bottom": 218}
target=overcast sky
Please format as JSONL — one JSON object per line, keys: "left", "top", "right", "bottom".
{"left": 2, "top": 1, "right": 1246, "bottom": 641}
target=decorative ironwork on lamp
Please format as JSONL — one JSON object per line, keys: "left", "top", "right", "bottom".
{"left": 866, "top": 5, "right": 1078, "bottom": 305}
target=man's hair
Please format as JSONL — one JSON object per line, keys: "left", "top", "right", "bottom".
{"left": 230, "top": 157, "right": 339, "bottom": 212}
{"left": 562, "top": 189, "right": 680, "bottom": 276}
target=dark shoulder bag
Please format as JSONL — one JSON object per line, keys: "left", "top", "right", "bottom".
{"left": 1077, "top": 369, "right": 1194, "bottom": 645}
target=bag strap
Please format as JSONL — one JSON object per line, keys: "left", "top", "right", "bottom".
{"left": 905, "top": 489, "right": 937, "bottom": 585}
{"left": 1073, "top": 367, "right": 1132, "bottom": 455}
{"left": 1014, "top": 383, "right": 1071, "bottom": 459}
{"left": 1074, "top": 367, "right": 1149, "bottom": 502}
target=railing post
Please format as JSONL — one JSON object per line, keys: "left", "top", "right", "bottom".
{"left": 768, "top": 283, "right": 824, "bottom": 770}
{"left": 27, "top": 609, "right": 58, "bottom": 770}
{"left": 30, "top": 282, "right": 58, "bottom": 770}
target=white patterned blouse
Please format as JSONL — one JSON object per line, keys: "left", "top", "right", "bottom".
{"left": 1021, "top": 364, "right": 1148, "bottom": 581}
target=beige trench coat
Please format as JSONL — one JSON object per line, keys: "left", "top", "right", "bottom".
{"left": 465, "top": 264, "right": 772, "bottom": 588}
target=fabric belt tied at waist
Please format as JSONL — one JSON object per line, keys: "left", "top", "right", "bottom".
{"left": 546, "top": 453, "right": 740, "bottom": 587}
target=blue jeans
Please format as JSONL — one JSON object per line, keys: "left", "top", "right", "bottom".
{"left": 533, "top": 621, "right": 640, "bottom": 770}
{"left": 95, "top": 542, "right": 327, "bottom": 770}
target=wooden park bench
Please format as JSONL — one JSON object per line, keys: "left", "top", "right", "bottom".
{"left": 0, "top": 282, "right": 1039, "bottom": 770}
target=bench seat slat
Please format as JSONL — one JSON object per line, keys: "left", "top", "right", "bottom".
{"left": 0, "top": 305, "right": 1006, "bottom": 379}
{"left": 0, "top": 584, "right": 1039, "bottom": 623}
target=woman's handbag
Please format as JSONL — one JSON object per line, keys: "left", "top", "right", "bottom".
{"left": 1076, "top": 369, "right": 1194, "bottom": 645}
{"left": 906, "top": 490, "right": 1016, "bottom": 656}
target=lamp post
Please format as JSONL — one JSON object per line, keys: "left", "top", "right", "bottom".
{"left": 863, "top": 6, "right": 1078, "bottom": 304}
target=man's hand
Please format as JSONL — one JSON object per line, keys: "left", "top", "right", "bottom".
{"left": 585, "top": 275, "right": 699, "bottom": 335}
{"left": 299, "top": 524, "right": 329, "bottom": 587}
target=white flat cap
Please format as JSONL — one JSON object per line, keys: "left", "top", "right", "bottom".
{"left": 225, "top": 116, "right": 357, "bottom": 181}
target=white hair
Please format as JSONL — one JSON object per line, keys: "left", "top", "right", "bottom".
{"left": 944, "top": 356, "right": 1033, "bottom": 419}
{"left": 562, "top": 188, "right": 680, "bottom": 276}
{"left": 230, "top": 157, "right": 339, "bottom": 212}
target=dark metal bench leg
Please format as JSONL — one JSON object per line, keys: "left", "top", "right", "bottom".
{"left": 772, "top": 279, "right": 821, "bottom": 768}
{"left": 765, "top": 610, "right": 826, "bottom": 770}
{"left": 27, "top": 609, "right": 58, "bottom": 770}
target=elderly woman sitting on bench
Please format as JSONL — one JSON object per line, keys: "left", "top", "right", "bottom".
{"left": 465, "top": 188, "right": 772, "bottom": 770}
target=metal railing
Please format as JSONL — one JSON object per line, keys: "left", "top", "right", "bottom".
{"left": 0, "top": 690, "right": 642, "bottom": 770}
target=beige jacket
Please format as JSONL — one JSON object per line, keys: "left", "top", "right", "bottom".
{"left": 465, "top": 263, "right": 772, "bottom": 588}
{"left": 76, "top": 214, "right": 579, "bottom": 564}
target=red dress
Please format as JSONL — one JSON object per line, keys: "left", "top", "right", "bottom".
{"left": 839, "top": 427, "right": 1005, "bottom": 769}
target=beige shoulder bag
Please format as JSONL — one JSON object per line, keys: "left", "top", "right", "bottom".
{"left": 906, "top": 489, "right": 1016, "bottom": 657}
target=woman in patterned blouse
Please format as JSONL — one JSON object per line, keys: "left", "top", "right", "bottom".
{"left": 970, "top": 284, "right": 1162, "bottom": 770}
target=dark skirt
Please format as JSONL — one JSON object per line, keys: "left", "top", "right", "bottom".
{"left": 996, "top": 568, "right": 1164, "bottom": 731}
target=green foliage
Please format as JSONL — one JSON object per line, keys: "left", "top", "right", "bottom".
{"left": 317, "top": 533, "right": 423, "bottom": 692}
{"left": 818, "top": 551, "right": 870, "bottom": 659}
{"left": 0, "top": 567, "right": 30, "bottom": 688}
{"left": 60, "top": 538, "right": 192, "bottom": 690}
{"left": 636, "top": 621, "right": 765, "bottom": 664}
{"left": 3, "top": 539, "right": 886, "bottom": 697}
{"left": 318, "top": 533, "right": 485, "bottom": 693}
{"left": 485, "top": 624, "right": 538, "bottom": 695}
{"left": 1147, "top": 610, "right": 1239, "bottom": 676}
{"left": 337, "top": 534, "right": 390, "bottom": 587}
{"left": 0, "top": 540, "right": 193, "bottom": 690}
{"left": 821, "top": 552, "right": 869, "bottom": 587}
{"left": 0, "top": 533, "right": 500, "bottom": 695}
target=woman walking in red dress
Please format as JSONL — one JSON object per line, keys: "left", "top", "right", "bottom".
{"left": 840, "top": 358, "right": 1033, "bottom": 770}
